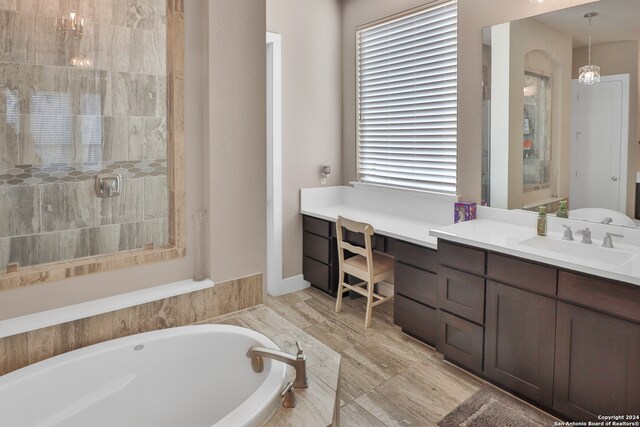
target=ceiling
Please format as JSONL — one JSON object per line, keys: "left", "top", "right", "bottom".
{"left": 533, "top": 0, "right": 640, "bottom": 47}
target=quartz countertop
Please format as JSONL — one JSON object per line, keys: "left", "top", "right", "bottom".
{"left": 301, "top": 204, "right": 441, "bottom": 249}
{"left": 430, "top": 219, "right": 640, "bottom": 287}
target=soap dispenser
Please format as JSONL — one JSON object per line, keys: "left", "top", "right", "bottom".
{"left": 537, "top": 206, "right": 547, "bottom": 236}
{"left": 556, "top": 200, "right": 568, "bottom": 219}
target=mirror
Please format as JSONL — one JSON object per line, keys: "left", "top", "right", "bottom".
{"left": 0, "top": 1, "right": 185, "bottom": 290}
{"left": 481, "top": 0, "right": 640, "bottom": 228}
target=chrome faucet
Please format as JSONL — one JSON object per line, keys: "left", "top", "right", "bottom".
{"left": 576, "top": 227, "right": 592, "bottom": 244}
{"left": 601, "top": 217, "right": 614, "bottom": 224}
{"left": 602, "top": 232, "right": 624, "bottom": 248}
{"left": 246, "top": 341, "right": 309, "bottom": 388}
{"left": 562, "top": 225, "right": 574, "bottom": 241}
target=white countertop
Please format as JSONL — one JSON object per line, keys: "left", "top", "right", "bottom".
{"left": 301, "top": 204, "right": 441, "bottom": 248}
{"left": 430, "top": 219, "right": 640, "bottom": 287}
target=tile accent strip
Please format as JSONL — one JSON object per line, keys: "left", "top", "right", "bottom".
{"left": 0, "top": 273, "right": 263, "bottom": 376}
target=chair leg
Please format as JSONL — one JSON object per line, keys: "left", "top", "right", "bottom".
{"left": 335, "top": 275, "right": 344, "bottom": 313}
{"left": 364, "top": 280, "right": 374, "bottom": 328}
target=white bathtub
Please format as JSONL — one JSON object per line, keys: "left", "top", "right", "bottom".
{"left": 0, "top": 325, "right": 288, "bottom": 427}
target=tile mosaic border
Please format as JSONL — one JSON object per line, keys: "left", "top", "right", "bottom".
{"left": 0, "top": 160, "right": 167, "bottom": 186}
{"left": 0, "top": 0, "right": 185, "bottom": 290}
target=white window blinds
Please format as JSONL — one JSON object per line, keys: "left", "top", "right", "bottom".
{"left": 357, "top": 0, "right": 457, "bottom": 194}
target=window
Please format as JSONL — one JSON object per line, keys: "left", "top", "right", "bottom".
{"left": 357, "top": 0, "right": 457, "bottom": 194}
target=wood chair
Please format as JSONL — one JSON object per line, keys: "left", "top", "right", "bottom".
{"left": 334, "top": 216, "right": 394, "bottom": 328}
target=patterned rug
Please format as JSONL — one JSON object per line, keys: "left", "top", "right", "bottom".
{"left": 437, "top": 387, "right": 559, "bottom": 427}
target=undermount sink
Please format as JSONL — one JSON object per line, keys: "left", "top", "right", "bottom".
{"left": 519, "top": 236, "right": 637, "bottom": 266}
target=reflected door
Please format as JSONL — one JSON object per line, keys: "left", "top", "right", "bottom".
{"left": 570, "top": 74, "right": 629, "bottom": 212}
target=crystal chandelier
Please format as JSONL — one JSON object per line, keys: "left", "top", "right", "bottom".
{"left": 578, "top": 12, "right": 600, "bottom": 85}
{"left": 56, "top": 11, "right": 84, "bottom": 40}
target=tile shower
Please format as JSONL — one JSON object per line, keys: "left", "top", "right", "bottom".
{"left": 0, "top": 0, "right": 169, "bottom": 271}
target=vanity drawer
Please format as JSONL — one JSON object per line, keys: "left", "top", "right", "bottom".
{"left": 395, "top": 294, "right": 438, "bottom": 345}
{"left": 388, "top": 239, "right": 437, "bottom": 272}
{"left": 438, "top": 310, "right": 484, "bottom": 373}
{"left": 303, "top": 256, "right": 336, "bottom": 295}
{"left": 487, "top": 253, "right": 557, "bottom": 297}
{"left": 438, "top": 241, "right": 485, "bottom": 276}
{"left": 558, "top": 271, "right": 640, "bottom": 323}
{"left": 303, "top": 232, "right": 334, "bottom": 264}
{"left": 395, "top": 262, "right": 438, "bottom": 307}
{"left": 439, "top": 266, "right": 485, "bottom": 324}
{"left": 303, "top": 215, "right": 333, "bottom": 238}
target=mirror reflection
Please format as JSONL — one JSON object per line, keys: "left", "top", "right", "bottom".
{"left": 481, "top": 0, "right": 640, "bottom": 228}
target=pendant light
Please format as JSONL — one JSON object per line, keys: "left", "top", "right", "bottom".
{"left": 578, "top": 12, "right": 600, "bottom": 85}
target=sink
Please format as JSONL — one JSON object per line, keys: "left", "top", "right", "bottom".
{"left": 519, "top": 236, "right": 637, "bottom": 266}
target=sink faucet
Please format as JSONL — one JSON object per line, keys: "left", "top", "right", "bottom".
{"left": 602, "top": 232, "right": 624, "bottom": 248}
{"left": 601, "top": 217, "right": 613, "bottom": 224}
{"left": 247, "top": 341, "right": 309, "bottom": 388}
{"left": 576, "top": 227, "right": 592, "bottom": 244}
{"left": 562, "top": 225, "right": 574, "bottom": 241}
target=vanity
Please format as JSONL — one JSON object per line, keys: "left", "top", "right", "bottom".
{"left": 301, "top": 185, "right": 640, "bottom": 421}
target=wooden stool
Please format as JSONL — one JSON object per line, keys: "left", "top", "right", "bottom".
{"left": 334, "top": 216, "right": 394, "bottom": 328}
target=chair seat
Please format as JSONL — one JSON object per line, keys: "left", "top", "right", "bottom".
{"left": 344, "top": 252, "right": 394, "bottom": 276}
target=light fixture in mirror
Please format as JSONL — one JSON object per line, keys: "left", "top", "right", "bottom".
{"left": 481, "top": 0, "right": 640, "bottom": 229}
{"left": 578, "top": 12, "right": 600, "bottom": 85}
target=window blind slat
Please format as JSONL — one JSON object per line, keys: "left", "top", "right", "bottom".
{"left": 357, "top": 0, "right": 457, "bottom": 194}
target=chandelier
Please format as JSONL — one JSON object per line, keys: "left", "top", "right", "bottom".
{"left": 56, "top": 11, "right": 84, "bottom": 40}
{"left": 578, "top": 12, "right": 600, "bottom": 85}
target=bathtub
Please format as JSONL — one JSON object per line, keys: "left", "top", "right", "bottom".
{"left": 0, "top": 325, "right": 288, "bottom": 427}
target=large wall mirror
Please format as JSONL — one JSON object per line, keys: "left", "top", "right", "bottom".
{"left": 0, "top": 1, "right": 185, "bottom": 290}
{"left": 482, "top": 0, "right": 640, "bottom": 228}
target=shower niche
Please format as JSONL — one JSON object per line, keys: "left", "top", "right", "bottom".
{"left": 0, "top": 0, "right": 185, "bottom": 289}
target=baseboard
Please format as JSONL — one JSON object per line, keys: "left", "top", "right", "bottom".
{"left": 268, "top": 274, "right": 310, "bottom": 297}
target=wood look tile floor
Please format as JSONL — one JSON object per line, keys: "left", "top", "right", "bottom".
{"left": 206, "top": 288, "right": 485, "bottom": 426}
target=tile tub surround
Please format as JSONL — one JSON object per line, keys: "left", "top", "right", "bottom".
{"left": 0, "top": 0, "right": 186, "bottom": 289}
{"left": 206, "top": 288, "right": 553, "bottom": 427}
{"left": 0, "top": 273, "right": 262, "bottom": 376}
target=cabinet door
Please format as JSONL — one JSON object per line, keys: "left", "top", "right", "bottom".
{"left": 484, "top": 281, "right": 556, "bottom": 407}
{"left": 554, "top": 302, "right": 640, "bottom": 420}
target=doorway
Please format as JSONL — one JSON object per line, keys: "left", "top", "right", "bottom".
{"left": 570, "top": 74, "right": 630, "bottom": 213}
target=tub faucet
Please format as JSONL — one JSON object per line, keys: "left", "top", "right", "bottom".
{"left": 247, "top": 341, "right": 308, "bottom": 388}
{"left": 601, "top": 217, "right": 613, "bottom": 224}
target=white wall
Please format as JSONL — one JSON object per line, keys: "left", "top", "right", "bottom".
{"left": 266, "top": 0, "right": 343, "bottom": 279}
{"left": 205, "top": 0, "right": 267, "bottom": 284}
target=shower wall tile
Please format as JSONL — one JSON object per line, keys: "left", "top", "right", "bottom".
{"left": 59, "top": 225, "right": 116, "bottom": 260}
{"left": 93, "top": 0, "right": 127, "bottom": 26}
{"left": 126, "top": 0, "right": 166, "bottom": 32}
{"left": 143, "top": 218, "right": 168, "bottom": 248}
{"left": 94, "top": 24, "right": 132, "bottom": 73}
{"left": 19, "top": 114, "right": 76, "bottom": 165}
{"left": 68, "top": 69, "right": 111, "bottom": 116}
{"left": 4, "top": 232, "right": 61, "bottom": 268}
{"left": 115, "top": 221, "right": 143, "bottom": 251}
{"left": 35, "top": 15, "right": 95, "bottom": 68}
{"left": 0, "top": 1, "right": 16, "bottom": 11}
{"left": 0, "top": 115, "right": 19, "bottom": 168}
{"left": 143, "top": 29, "right": 166, "bottom": 75}
{"left": 97, "top": 178, "right": 144, "bottom": 225}
{"left": 77, "top": 115, "right": 128, "bottom": 162}
{"left": 41, "top": 181, "right": 96, "bottom": 232}
{"left": 0, "top": 185, "right": 40, "bottom": 238}
{"left": 143, "top": 175, "right": 167, "bottom": 219}
{"left": 128, "top": 117, "right": 167, "bottom": 160}
{"left": 0, "top": 10, "right": 36, "bottom": 64}
{"left": 112, "top": 72, "right": 157, "bottom": 116}
{"left": 157, "top": 76, "right": 167, "bottom": 117}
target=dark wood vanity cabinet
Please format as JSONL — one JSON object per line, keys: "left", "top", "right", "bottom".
{"left": 390, "top": 238, "right": 439, "bottom": 346}
{"left": 484, "top": 281, "right": 556, "bottom": 407}
{"left": 438, "top": 240, "right": 640, "bottom": 421}
{"left": 302, "top": 216, "right": 338, "bottom": 296}
{"left": 554, "top": 302, "right": 640, "bottom": 420}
